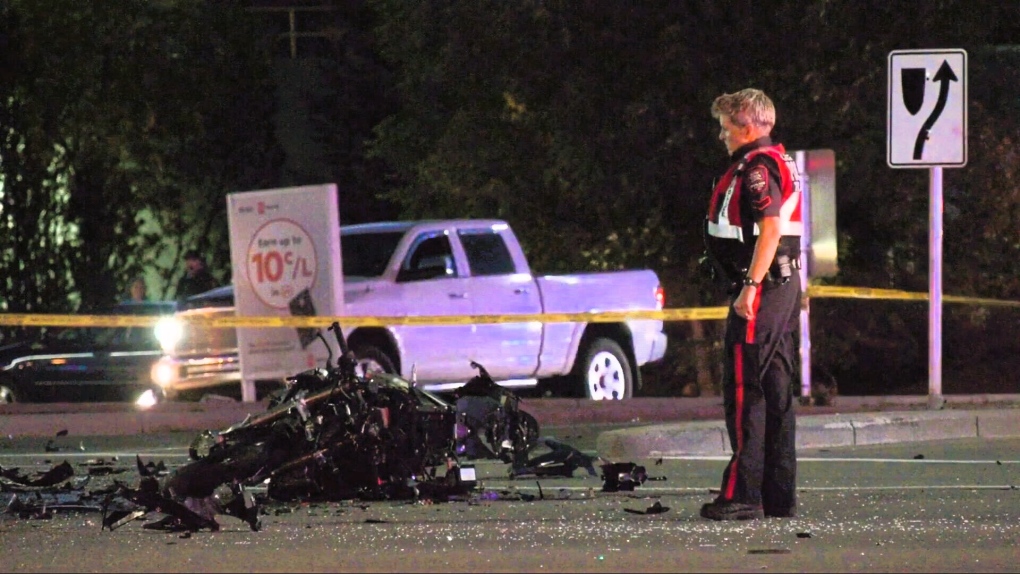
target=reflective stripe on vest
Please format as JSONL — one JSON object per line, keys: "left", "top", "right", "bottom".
{"left": 706, "top": 144, "right": 803, "bottom": 243}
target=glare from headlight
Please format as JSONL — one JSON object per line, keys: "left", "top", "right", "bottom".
{"left": 154, "top": 317, "right": 183, "bottom": 353}
{"left": 135, "top": 389, "right": 159, "bottom": 409}
{"left": 151, "top": 359, "right": 178, "bottom": 388}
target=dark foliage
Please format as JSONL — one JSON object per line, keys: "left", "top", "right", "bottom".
{"left": 2, "top": 0, "right": 1020, "bottom": 394}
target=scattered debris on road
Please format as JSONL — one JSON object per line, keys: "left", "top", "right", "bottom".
{"left": 623, "top": 500, "right": 670, "bottom": 515}
{"left": 1, "top": 323, "right": 656, "bottom": 533}
{"left": 600, "top": 462, "right": 648, "bottom": 492}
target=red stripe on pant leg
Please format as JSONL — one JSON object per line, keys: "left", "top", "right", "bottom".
{"left": 724, "top": 342, "right": 745, "bottom": 500}
{"left": 745, "top": 288, "right": 760, "bottom": 343}
{"left": 724, "top": 289, "right": 761, "bottom": 501}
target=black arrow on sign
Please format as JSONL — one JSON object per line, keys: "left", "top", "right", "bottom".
{"left": 913, "top": 60, "right": 958, "bottom": 160}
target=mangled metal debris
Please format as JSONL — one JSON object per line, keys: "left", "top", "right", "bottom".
{"left": 451, "top": 361, "right": 538, "bottom": 468}
{"left": 623, "top": 500, "right": 670, "bottom": 515}
{"left": 2, "top": 459, "right": 124, "bottom": 519}
{"left": 510, "top": 437, "right": 603, "bottom": 479}
{"left": 600, "top": 462, "right": 648, "bottom": 492}
{"left": 1, "top": 460, "right": 75, "bottom": 487}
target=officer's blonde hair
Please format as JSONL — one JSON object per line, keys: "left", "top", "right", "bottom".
{"left": 711, "top": 88, "right": 776, "bottom": 132}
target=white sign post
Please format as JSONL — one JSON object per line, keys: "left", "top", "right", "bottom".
{"left": 888, "top": 49, "right": 967, "bottom": 409}
{"left": 226, "top": 184, "right": 343, "bottom": 402}
{"left": 794, "top": 149, "right": 837, "bottom": 402}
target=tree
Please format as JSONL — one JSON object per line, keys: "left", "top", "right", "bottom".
{"left": 367, "top": 0, "right": 677, "bottom": 273}
{"left": 364, "top": 0, "right": 1020, "bottom": 394}
{"left": 304, "top": 0, "right": 402, "bottom": 225}
{"left": 0, "top": 0, "right": 282, "bottom": 324}
{"left": 3, "top": 0, "right": 1020, "bottom": 394}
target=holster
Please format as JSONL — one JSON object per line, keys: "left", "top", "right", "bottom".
{"left": 700, "top": 251, "right": 742, "bottom": 294}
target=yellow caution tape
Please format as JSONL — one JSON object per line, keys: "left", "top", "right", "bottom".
{"left": 0, "top": 309, "right": 728, "bottom": 328}
{"left": 0, "top": 314, "right": 164, "bottom": 328}
{"left": 807, "top": 285, "right": 928, "bottom": 301}
{"left": 806, "top": 285, "right": 1020, "bottom": 307}
{"left": 0, "top": 285, "right": 1017, "bottom": 328}
{"left": 943, "top": 295, "right": 1020, "bottom": 307}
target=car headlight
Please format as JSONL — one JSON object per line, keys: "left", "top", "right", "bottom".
{"left": 154, "top": 317, "right": 184, "bottom": 353}
{"left": 134, "top": 388, "right": 160, "bottom": 409}
{"left": 150, "top": 358, "right": 178, "bottom": 388}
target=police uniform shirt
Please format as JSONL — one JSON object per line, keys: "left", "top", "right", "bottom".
{"left": 706, "top": 136, "right": 800, "bottom": 277}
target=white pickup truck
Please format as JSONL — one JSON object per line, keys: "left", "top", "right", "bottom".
{"left": 151, "top": 219, "right": 667, "bottom": 400}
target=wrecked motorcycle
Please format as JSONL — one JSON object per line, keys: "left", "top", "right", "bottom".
{"left": 141, "top": 321, "right": 541, "bottom": 529}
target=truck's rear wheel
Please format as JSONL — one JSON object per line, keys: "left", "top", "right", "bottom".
{"left": 576, "top": 338, "right": 632, "bottom": 400}
{"left": 352, "top": 345, "right": 397, "bottom": 377}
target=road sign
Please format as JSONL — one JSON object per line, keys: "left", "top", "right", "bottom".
{"left": 887, "top": 49, "right": 967, "bottom": 168}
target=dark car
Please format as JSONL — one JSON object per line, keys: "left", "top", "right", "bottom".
{"left": 0, "top": 300, "right": 177, "bottom": 404}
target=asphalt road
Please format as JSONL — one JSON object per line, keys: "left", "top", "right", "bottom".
{"left": 1, "top": 427, "right": 1019, "bottom": 573}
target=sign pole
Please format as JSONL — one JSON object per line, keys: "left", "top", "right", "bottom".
{"left": 795, "top": 151, "right": 813, "bottom": 401}
{"left": 888, "top": 48, "right": 965, "bottom": 410}
{"left": 928, "top": 166, "right": 944, "bottom": 409}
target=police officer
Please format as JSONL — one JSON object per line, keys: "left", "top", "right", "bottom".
{"left": 700, "top": 88, "right": 803, "bottom": 521}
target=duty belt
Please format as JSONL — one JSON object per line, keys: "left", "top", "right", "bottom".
{"left": 738, "top": 255, "right": 801, "bottom": 284}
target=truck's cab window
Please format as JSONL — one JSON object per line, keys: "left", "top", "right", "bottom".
{"left": 398, "top": 233, "right": 456, "bottom": 282}
{"left": 341, "top": 231, "right": 406, "bottom": 278}
{"left": 458, "top": 230, "right": 516, "bottom": 276}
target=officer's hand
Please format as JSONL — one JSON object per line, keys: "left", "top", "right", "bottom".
{"left": 734, "top": 286, "right": 756, "bottom": 320}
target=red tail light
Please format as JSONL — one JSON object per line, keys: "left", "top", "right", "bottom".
{"left": 654, "top": 284, "right": 665, "bottom": 309}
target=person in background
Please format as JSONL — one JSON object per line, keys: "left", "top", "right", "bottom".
{"left": 699, "top": 88, "right": 803, "bottom": 521}
{"left": 176, "top": 250, "right": 218, "bottom": 302}
{"left": 126, "top": 276, "right": 148, "bottom": 303}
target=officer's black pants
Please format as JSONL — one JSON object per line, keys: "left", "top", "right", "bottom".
{"left": 717, "top": 272, "right": 800, "bottom": 513}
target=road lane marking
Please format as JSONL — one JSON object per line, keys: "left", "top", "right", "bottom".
{"left": 470, "top": 485, "right": 1018, "bottom": 493}
{"left": 0, "top": 448, "right": 189, "bottom": 459}
{"left": 658, "top": 455, "right": 1020, "bottom": 464}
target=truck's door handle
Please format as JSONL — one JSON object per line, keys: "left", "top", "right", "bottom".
{"left": 514, "top": 288, "right": 529, "bottom": 295}
{"left": 448, "top": 292, "right": 467, "bottom": 299}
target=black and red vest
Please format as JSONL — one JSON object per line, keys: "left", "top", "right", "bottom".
{"left": 705, "top": 143, "right": 803, "bottom": 277}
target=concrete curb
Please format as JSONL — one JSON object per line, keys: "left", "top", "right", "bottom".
{"left": 0, "top": 402, "right": 259, "bottom": 438}
{"left": 595, "top": 408, "right": 1020, "bottom": 460}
